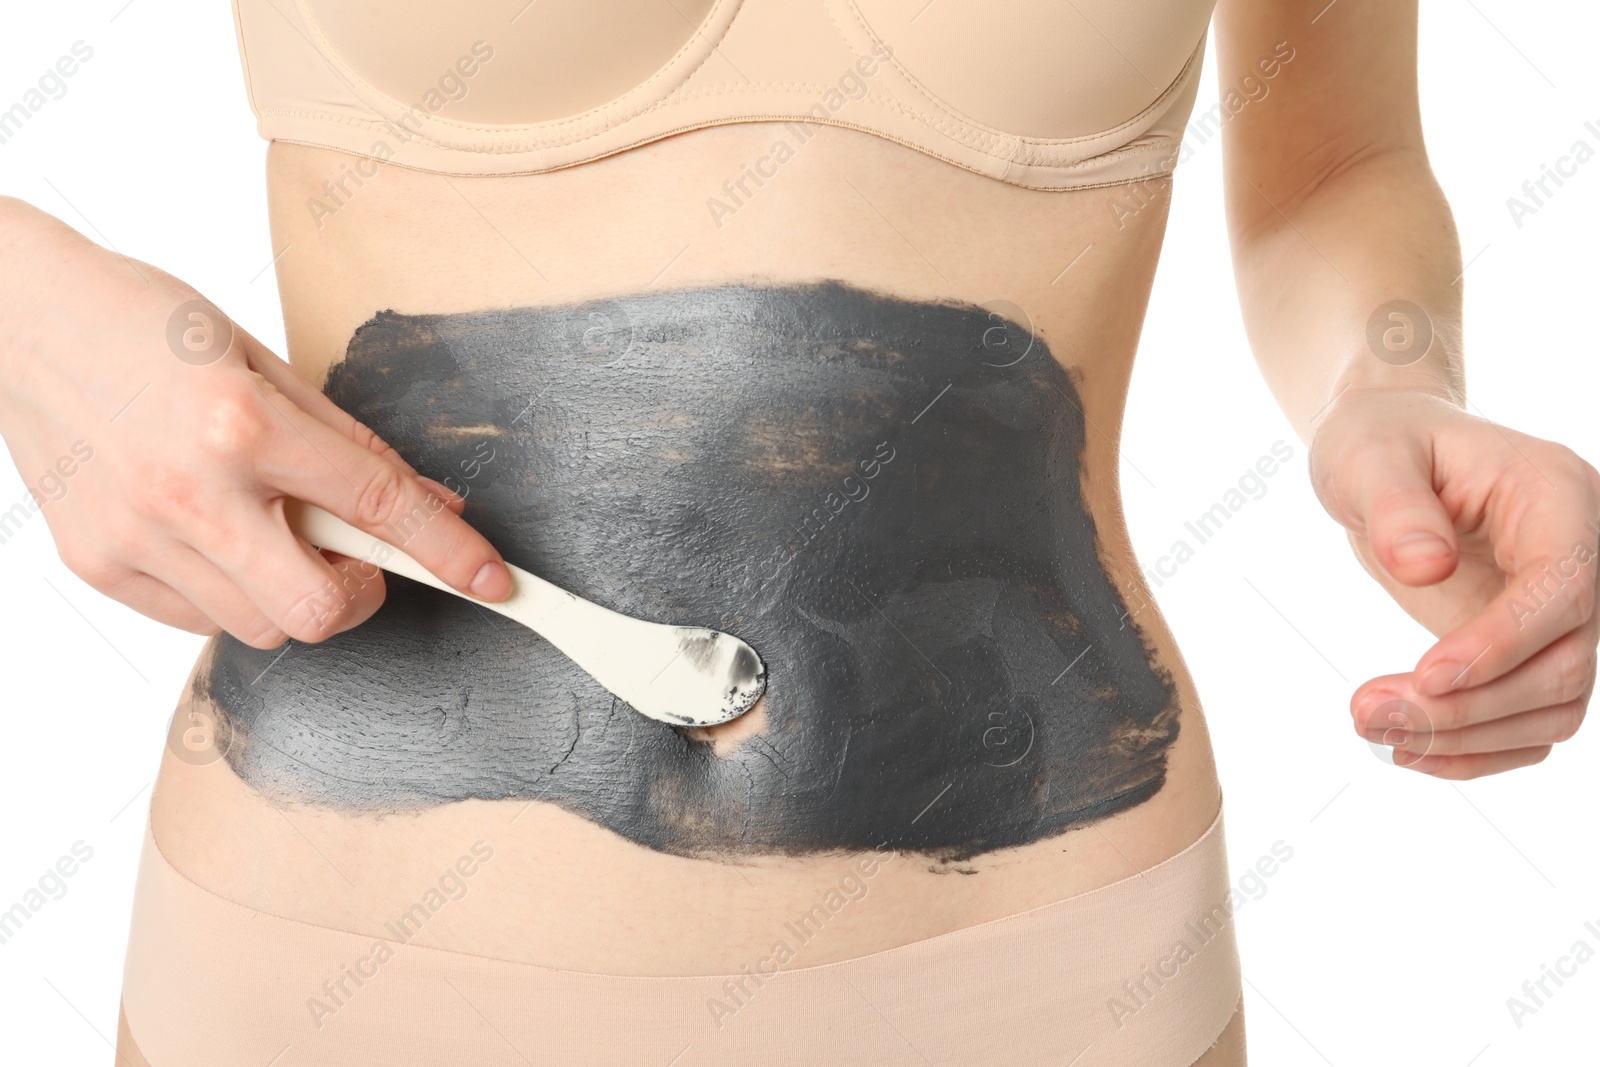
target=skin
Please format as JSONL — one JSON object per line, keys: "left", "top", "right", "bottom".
{"left": 0, "top": 1, "right": 1589, "bottom": 1065}
{"left": 0, "top": 203, "right": 515, "bottom": 647}
{"left": 1218, "top": 0, "right": 1600, "bottom": 772}
{"left": 200, "top": 286, "right": 1182, "bottom": 859}
{"left": 136, "top": 120, "right": 1236, "bottom": 985}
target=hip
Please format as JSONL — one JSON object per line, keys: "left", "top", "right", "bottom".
{"left": 150, "top": 598, "right": 1221, "bottom": 976}
{"left": 125, "top": 791, "right": 1238, "bottom": 1067}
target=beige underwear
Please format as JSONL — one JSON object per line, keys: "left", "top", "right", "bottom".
{"left": 121, "top": 804, "right": 1239, "bottom": 1066}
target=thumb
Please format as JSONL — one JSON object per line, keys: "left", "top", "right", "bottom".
{"left": 1329, "top": 438, "right": 1458, "bottom": 586}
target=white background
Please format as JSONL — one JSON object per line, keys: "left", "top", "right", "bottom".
{"left": 0, "top": 1, "right": 1595, "bottom": 1064}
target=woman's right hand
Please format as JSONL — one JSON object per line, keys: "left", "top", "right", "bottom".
{"left": 0, "top": 197, "right": 513, "bottom": 648}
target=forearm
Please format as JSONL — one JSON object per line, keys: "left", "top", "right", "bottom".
{"left": 1227, "top": 147, "right": 1467, "bottom": 444}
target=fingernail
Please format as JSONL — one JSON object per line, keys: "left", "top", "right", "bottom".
{"left": 470, "top": 560, "right": 511, "bottom": 600}
{"left": 1418, "top": 660, "right": 1467, "bottom": 695}
{"left": 1392, "top": 531, "right": 1450, "bottom": 564}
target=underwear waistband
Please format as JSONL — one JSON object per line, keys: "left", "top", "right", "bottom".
{"left": 122, "top": 806, "right": 1241, "bottom": 1066}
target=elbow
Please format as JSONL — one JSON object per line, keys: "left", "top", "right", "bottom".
{"left": 1226, "top": 139, "right": 1440, "bottom": 253}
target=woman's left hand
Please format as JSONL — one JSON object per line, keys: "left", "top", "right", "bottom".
{"left": 1307, "top": 387, "right": 1600, "bottom": 778}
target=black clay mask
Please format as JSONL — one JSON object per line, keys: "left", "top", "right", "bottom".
{"left": 198, "top": 282, "right": 1179, "bottom": 861}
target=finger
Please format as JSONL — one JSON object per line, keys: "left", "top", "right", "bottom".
{"left": 142, "top": 541, "right": 296, "bottom": 650}
{"left": 1392, "top": 744, "right": 1554, "bottom": 780}
{"left": 1367, "top": 701, "right": 1585, "bottom": 758}
{"left": 1354, "top": 627, "right": 1597, "bottom": 732}
{"left": 241, "top": 334, "right": 469, "bottom": 505}
{"left": 249, "top": 389, "right": 513, "bottom": 600}
{"left": 1412, "top": 486, "right": 1600, "bottom": 696}
{"left": 193, "top": 502, "right": 389, "bottom": 643}
{"left": 416, "top": 475, "right": 467, "bottom": 515}
{"left": 91, "top": 568, "right": 221, "bottom": 636}
{"left": 242, "top": 338, "right": 423, "bottom": 476}
{"left": 1333, "top": 435, "right": 1459, "bottom": 586}
{"left": 240, "top": 337, "right": 470, "bottom": 516}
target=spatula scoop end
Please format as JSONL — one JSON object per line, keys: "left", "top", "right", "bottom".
{"left": 657, "top": 628, "right": 767, "bottom": 728}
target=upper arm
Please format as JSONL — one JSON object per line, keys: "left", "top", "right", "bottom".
{"left": 1213, "top": 0, "right": 1427, "bottom": 240}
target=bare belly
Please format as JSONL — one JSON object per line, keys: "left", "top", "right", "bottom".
{"left": 149, "top": 123, "right": 1221, "bottom": 975}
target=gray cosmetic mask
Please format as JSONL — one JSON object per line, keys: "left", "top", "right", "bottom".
{"left": 197, "top": 282, "right": 1179, "bottom": 861}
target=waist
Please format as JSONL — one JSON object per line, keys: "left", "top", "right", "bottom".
{"left": 264, "top": 122, "right": 1178, "bottom": 390}
{"left": 207, "top": 279, "right": 1175, "bottom": 850}
{"left": 149, "top": 720, "right": 1221, "bottom": 974}
{"left": 145, "top": 124, "right": 1221, "bottom": 971}
{"left": 150, "top": 277, "right": 1223, "bottom": 965}
{"left": 124, "top": 801, "right": 1240, "bottom": 1067}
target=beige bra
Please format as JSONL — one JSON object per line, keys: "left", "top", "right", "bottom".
{"left": 231, "top": 0, "right": 1217, "bottom": 190}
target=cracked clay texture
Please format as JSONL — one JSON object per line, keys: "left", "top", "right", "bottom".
{"left": 199, "top": 282, "right": 1180, "bottom": 860}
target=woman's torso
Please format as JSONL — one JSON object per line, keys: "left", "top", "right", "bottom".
{"left": 150, "top": 0, "right": 1222, "bottom": 976}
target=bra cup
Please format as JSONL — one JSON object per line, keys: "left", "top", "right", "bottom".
{"left": 848, "top": 0, "right": 1218, "bottom": 140}
{"left": 235, "top": 0, "right": 1215, "bottom": 186}
{"left": 299, "top": 0, "right": 720, "bottom": 125}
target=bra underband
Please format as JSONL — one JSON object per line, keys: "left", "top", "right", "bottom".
{"left": 230, "top": 0, "right": 1218, "bottom": 190}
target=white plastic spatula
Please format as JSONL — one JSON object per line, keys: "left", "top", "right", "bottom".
{"left": 283, "top": 499, "right": 766, "bottom": 727}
